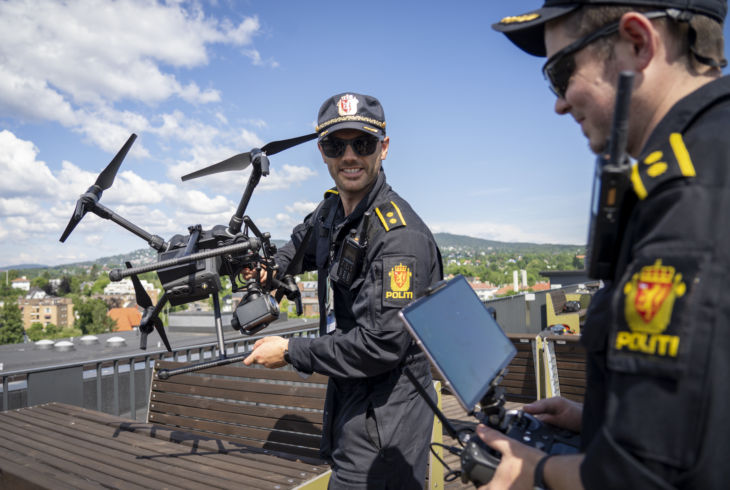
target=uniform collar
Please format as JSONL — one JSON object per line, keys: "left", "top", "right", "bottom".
{"left": 641, "top": 75, "right": 730, "bottom": 158}
{"left": 632, "top": 75, "right": 730, "bottom": 199}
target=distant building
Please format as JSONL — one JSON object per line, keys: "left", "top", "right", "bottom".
{"left": 104, "top": 278, "right": 153, "bottom": 296}
{"left": 102, "top": 278, "right": 158, "bottom": 305}
{"left": 11, "top": 276, "right": 30, "bottom": 291}
{"left": 107, "top": 307, "right": 142, "bottom": 331}
{"left": 469, "top": 281, "right": 498, "bottom": 301}
{"left": 17, "top": 297, "right": 74, "bottom": 329}
{"left": 539, "top": 269, "right": 591, "bottom": 288}
{"left": 298, "top": 282, "right": 319, "bottom": 316}
{"left": 25, "top": 288, "right": 47, "bottom": 300}
{"left": 48, "top": 278, "right": 62, "bottom": 293}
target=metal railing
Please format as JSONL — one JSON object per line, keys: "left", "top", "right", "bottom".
{"left": 2, "top": 286, "right": 593, "bottom": 417}
{"left": 1, "top": 325, "right": 320, "bottom": 418}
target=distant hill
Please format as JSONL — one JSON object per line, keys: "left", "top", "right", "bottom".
{"left": 2, "top": 235, "right": 581, "bottom": 274}
{"left": 434, "top": 233, "right": 583, "bottom": 254}
{"left": 0, "top": 263, "right": 48, "bottom": 270}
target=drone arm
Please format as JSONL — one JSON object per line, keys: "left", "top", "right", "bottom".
{"left": 228, "top": 152, "right": 266, "bottom": 235}
{"left": 92, "top": 201, "right": 166, "bottom": 251}
{"left": 110, "top": 238, "right": 261, "bottom": 281}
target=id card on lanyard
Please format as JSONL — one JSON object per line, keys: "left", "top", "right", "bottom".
{"left": 325, "top": 278, "right": 337, "bottom": 333}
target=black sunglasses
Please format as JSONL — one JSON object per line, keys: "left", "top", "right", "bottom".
{"left": 320, "top": 134, "right": 380, "bottom": 158}
{"left": 542, "top": 10, "right": 669, "bottom": 98}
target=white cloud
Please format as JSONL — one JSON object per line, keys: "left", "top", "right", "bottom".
{"left": 0, "top": 0, "right": 269, "bottom": 153}
{"left": 285, "top": 201, "right": 318, "bottom": 216}
{"left": 259, "top": 164, "right": 317, "bottom": 191}
{"left": 0, "top": 130, "right": 59, "bottom": 197}
{"left": 0, "top": 197, "right": 41, "bottom": 217}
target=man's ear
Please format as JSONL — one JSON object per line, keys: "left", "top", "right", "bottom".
{"left": 317, "top": 142, "right": 326, "bottom": 162}
{"left": 618, "top": 12, "right": 657, "bottom": 71}
{"left": 380, "top": 136, "right": 390, "bottom": 160}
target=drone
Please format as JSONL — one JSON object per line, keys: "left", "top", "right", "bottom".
{"left": 60, "top": 132, "right": 317, "bottom": 378}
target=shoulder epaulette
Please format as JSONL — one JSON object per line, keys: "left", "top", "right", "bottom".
{"left": 324, "top": 188, "right": 339, "bottom": 199}
{"left": 631, "top": 132, "right": 696, "bottom": 200}
{"left": 375, "top": 200, "right": 407, "bottom": 232}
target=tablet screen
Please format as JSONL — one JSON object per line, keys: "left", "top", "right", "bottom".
{"left": 399, "top": 274, "right": 517, "bottom": 412}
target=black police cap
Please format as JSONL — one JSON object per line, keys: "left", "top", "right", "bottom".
{"left": 316, "top": 92, "right": 386, "bottom": 140}
{"left": 492, "top": 0, "right": 727, "bottom": 57}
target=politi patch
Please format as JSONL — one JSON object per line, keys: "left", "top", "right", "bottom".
{"left": 615, "top": 259, "right": 686, "bottom": 358}
{"left": 383, "top": 256, "right": 415, "bottom": 308}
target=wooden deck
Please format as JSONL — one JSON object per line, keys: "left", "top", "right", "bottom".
{"left": 0, "top": 402, "right": 329, "bottom": 489}
{"left": 0, "top": 394, "right": 526, "bottom": 489}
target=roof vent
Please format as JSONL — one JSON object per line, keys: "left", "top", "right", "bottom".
{"left": 54, "top": 340, "right": 75, "bottom": 352}
{"left": 106, "top": 336, "right": 126, "bottom": 347}
{"left": 80, "top": 335, "right": 99, "bottom": 345}
{"left": 35, "top": 339, "right": 55, "bottom": 350}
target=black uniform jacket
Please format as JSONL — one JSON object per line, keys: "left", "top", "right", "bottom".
{"left": 580, "top": 76, "right": 730, "bottom": 489}
{"left": 275, "top": 170, "right": 443, "bottom": 482}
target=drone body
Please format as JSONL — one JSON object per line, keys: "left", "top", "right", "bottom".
{"left": 60, "top": 132, "right": 314, "bottom": 372}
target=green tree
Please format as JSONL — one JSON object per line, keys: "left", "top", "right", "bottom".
{"left": 74, "top": 297, "right": 116, "bottom": 334}
{"left": 0, "top": 299, "right": 25, "bottom": 344}
{"left": 31, "top": 276, "right": 49, "bottom": 291}
{"left": 58, "top": 276, "right": 72, "bottom": 295}
{"left": 27, "top": 322, "right": 45, "bottom": 341}
{"left": 90, "top": 275, "right": 110, "bottom": 295}
{"left": 45, "top": 323, "right": 61, "bottom": 337}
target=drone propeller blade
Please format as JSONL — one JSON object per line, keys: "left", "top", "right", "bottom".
{"left": 153, "top": 317, "right": 172, "bottom": 352}
{"left": 126, "top": 262, "right": 153, "bottom": 309}
{"left": 59, "top": 134, "right": 137, "bottom": 243}
{"left": 180, "top": 132, "right": 318, "bottom": 181}
{"left": 59, "top": 199, "right": 87, "bottom": 242}
{"left": 96, "top": 133, "right": 137, "bottom": 190}
{"left": 261, "top": 132, "right": 318, "bottom": 156}
{"left": 181, "top": 152, "right": 253, "bottom": 181}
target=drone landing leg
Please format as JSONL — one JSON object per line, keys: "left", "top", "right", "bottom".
{"left": 212, "top": 291, "right": 227, "bottom": 358}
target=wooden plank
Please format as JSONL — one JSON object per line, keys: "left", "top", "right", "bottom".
{"left": 150, "top": 382, "right": 326, "bottom": 410}
{"left": 0, "top": 445, "right": 100, "bottom": 490}
{"left": 9, "top": 405, "right": 306, "bottom": 489}
{"left": 0, "top": 409, "right": 250, "bottom": 490}
{"left": 149, "top": 391, "right": 323, "bottom": 425}
{"left": 46, "top": 403, "right": 328, "bottom": 471}
{"left": 149, "top": 411, "right": 321, "bottom": 448}
{"left": 149, "top": 400, "right": 322, "bottom": 434}
{"left": 152, "top": 374, "right": 327, "bottom": 399}
{"left": 143, "top": 422, "right": 322, "bottom": 460}
{"left": 0, "top": 416, "right": 157, "bottom": 489}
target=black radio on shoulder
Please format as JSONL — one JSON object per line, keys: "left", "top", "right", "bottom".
{"left": 331, "top": 230, "right": 365, "bottom": 287}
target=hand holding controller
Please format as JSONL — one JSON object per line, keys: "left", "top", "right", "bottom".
{"left": 460, "top": 409, "right": 580, "bottom": 485}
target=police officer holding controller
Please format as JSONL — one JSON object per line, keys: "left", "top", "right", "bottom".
{"left": 485, "top": 1, "right": 729, "bottom": 488}
{"left": 244, "top": 93, "right": 443, "bottom": 489}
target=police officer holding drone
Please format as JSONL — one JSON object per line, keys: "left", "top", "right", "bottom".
{"left": 480, "top": 0, "right": 730, "bottom": 489}
{"left": 244, "top": 92, "right": 443, "bottom": 489}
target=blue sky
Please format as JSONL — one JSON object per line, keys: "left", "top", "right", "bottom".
{"left": 1, "top": 0, "right": 728, "bottom": 267}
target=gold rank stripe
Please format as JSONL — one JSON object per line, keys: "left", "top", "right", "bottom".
{"left": 392, "top": 201, "right": 406, "bottom": 225}
{"left": 375, "top": 201, "right": 407, "bottom": 232}
{"left": 631, "top": 162, "right": 648, "bottom": 200}
{"left": 669, "top": 133, "right": 696, "bottom": 177}
{"left": 375, "top": 206, "right": 390, "bottom": 231}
